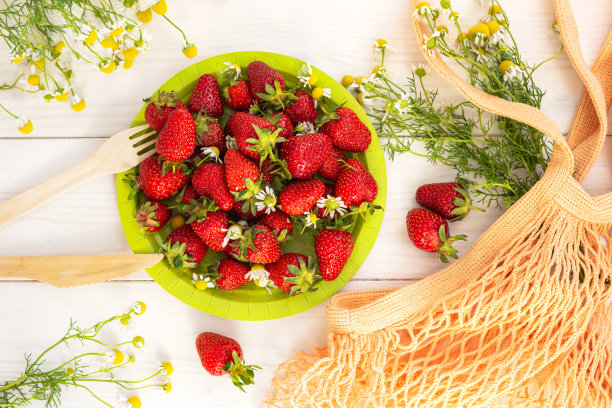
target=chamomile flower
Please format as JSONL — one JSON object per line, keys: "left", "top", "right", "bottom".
{"left": 192, "top": 273, "right": 214, "bottom": 290}
{"left": 411, "top": 63, "right": 430, "bottom": 78}
{"left": 316, "top": 195, "right": 347, "bottom": 218}
{"left": 71, "top": 94, "right": 86, "bottom": 112}
{"left": 131, "top": 301, "right": 147, "bottom": 315}
{"left": 311, "top": 87, "right": 330, "bottom": 103}
{"left": 226, "top": 135, "right": 237, "bottom": 150}
{"left": 394, "top": 92, "right": 411, "bottom": 115}
{"left": 295, "top": 121, "right": 316, "bottom": 135}
{"left": 303, "top": 210, "right": 319, "bottom": 228}
{"left": 422, "top": 34, "right": 437, "bottom": 57}
{"left": 254, "top": 185, "right": 277, "bottom": 214}
{"left": 132, "top": 336, "right": 145, "bottom": 348}
{"left": 485, "top": 21, "right": 506, "bottom": 46}
{"left": 223, "top": 61, "right": 241, "bottom": 80}
{"left": 160, "top": 361, "right": 173, "bottom": 376}
{"left": 481, "top": 4, "right": 504, "bottom": 22}
{"left": 412, "top": 2, "right": 433, "bottom": 20}
{"left": 222, "top": 224, "right": 244, "bottom": 248}
{"left": 118, "top": 396, "right": 142, "bottom": 408}
{"left": 201, "top": 146, "right": 222, "bottom": 163}
{"left": 499, "top": 60, "right": 519, "bottom": 82}
{"left": 373, "top": 39, "right": 391, "bottom": 56}
{"left": 105, "top": 348, "right": 125, "bottom": 365}
{"left": 135, "top": 31, "right": 152, "bottom": 51}
{"left": 15, "top": 115, "right": 33, "bottom": 134}
{"left": 246, "top": 264, "right": 268, "bottom": 285}
{"left": 297, "top": 63, "right": 318, "bottom": 88}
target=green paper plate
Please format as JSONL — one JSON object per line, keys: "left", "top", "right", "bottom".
{"left": 116, "top": 51, "right": 387, "bottom": 320}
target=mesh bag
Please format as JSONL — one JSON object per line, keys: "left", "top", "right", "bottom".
{"left": 266, "top": 0, "right": 612, "bottom": 406}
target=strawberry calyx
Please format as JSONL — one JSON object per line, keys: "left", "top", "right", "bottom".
{"left": 194, "top": 109, "right": 215, "bottom": 139}
{"left": 229, "top": 226, "right": 265, "bottom": 261}
{"left": 256, "top": 80, "right": 297, "bottom": 110}
{"left": 135, "top": 201, "right": 161, "bottom": 229}
{"left": 314, "top": 101, "right": 341, "bottom": 127}
{"left": 245, "top": 125, "right": 286, "bottom": 166}
{"left": 144, "top": 90, "right": 180, "bottom": 112}
{"left": 231, "top": 178, "right": 261, "bottom": 215}
{"left": 122, "top": 173, "right": 144, "bottom": 207}
{"left": 184, "top": 197, "right": 219, "bottom": 223}
{"left": 222, "top": 350, "right": 262, "bottom": 392}
{"left": 160, "top": 241, "right": 197, "bottom": 269}
{"left": 449, "top": 186, "right": 484, "bottom": 221}
{"left": 284, "top": 256, "right": 322, "bottom": 296}
{"left": 436, "top": 224, "right": 467, "bottom": 263}
{"left": 158, "top": 155, "right": 189, "bottom": 177}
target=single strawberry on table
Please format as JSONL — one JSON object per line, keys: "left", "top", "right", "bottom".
{"left": 416, "top": 182, "right": 482, "bottom": 221}
{"left": 135, "top": 201, "right": 171, "bottom": 232}
{"left": 162, "top": 225, "right": 207, "bottom": 269}
{"left": 320, "top": 107, "right": 371, "bottom": 152}
{"left": 406, "top": 208, "right": 467, "bottom": 263}
{"left": 137, "top": 155, "right": 189, "bottom": 201}
{"left": 223, "top": 79, "right": 252, "bottom": 111}
{"left": 195, "top": 332, "right": 261, "bottom": 391}
{"left": 278, "top": 179, "right": 325, "bottom": 215}
{"left": 143, "top": 90, "right": 188, "bottom": 131}
{"left": 335, "top": 158, "right": 378, "bottom": 208}
{"left": 268, "top": 253, "right": 321, "bottom": 295}
{"left": 155, "top": 109, "right": 196, "bottom": 163}
{"left": 280, "top": 132, "right": 332, "bottom": 179}
{"left": 314, "top": 229, "right": 354, "bottom": 281}
{"left": 283, "top": 89, "right": 318, "bottom": 124}
{"left": 188, "top": 73, "right": 224, "bottom": 118}
{"left": 192, "top": 162, "right": 234, "bottom": 211}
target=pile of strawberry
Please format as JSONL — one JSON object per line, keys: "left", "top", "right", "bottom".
{"left": 128, "top": 60, "right": 382, "bottom": 296}
{"left": 406, "top": 182, "right": 482, "bottom": 262}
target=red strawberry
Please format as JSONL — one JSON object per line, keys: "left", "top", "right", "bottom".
{"left": 259, "top": 211, "right": 293, "bottom": 241}
{"left": 270, "top": 112, "right": 294, "bottom": 139}
{"left": 216, "top": 258, "right": 250, "bottom": 290}
{"left": 155, "top": 109, "right": 196, "bottom": 162}
{"left": 318, "top": 146, "right": 346, "bottom": 181}
{"left": 320, "top": 107, "right": 371, "bottom": 152}
{"left": 280, "top": 133, "right": 332, "bottom": 179}
{"left": 224, "top": 149, "right": 260, "bottom": 192}
{"left": 137, "top": 155, "right": 189, "bottom": 200}
{"left": 335, "top": 158, "right": 378, "bottom": 208}
{"left": 135, "top": 201, "right": 171, "bottom": 232}
{"left": 231, "top": 200, "right": 265, "bottom": 220}
{"left": 143, "top": 90, "right": 188, "bottom": 131}
{"left": 247, "top": 61, "right": 286, "bottom": 103}
{"left": 314, "top": 229, "right": 354, "bottom": 281}
{"left": 188, "top": 74, "right": 224, "bottom": 117}
{"left": 195, "top": 332, "right": 260, "bottom": 391}
{"left": 268, "top": 253, "right": 320, "bottom": 294}
{"left": 162, "top": 225, "right": 207, "bottom": 268}
{"left": 194, "top": 111, "right": 225, "bottom": 154}
{"left": 192, "top": 163, "right": 234, "bottom": 211}
{"left": 226, "top": 112, "right": 276, "bottom": 160}
{"left": 260, "top": 157, "right": 275, "bottom": 183}
{"left": 416, "top": 182, "right": 482, "bottom": 221}
{"left": 190, "top": 209, "right": 229, "bottom": 252}
{"left": 283, "top": 90, "right": 317, "bottom": 124}
{"left": 406, "top": 208, "right": 467, "bottom": 263}
{"left": 279, "top": 180, "right": 325, "bottom": 215}
{"left": 181, "top": 184, "right": 199, "bottom": 205}
{"left": 223, "top": 80, "right": 252, "bottom": 111}
{"left": 226, "top": 224, "right": 281, "bottom": 264}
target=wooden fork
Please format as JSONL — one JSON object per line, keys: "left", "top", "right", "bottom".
{"left": 0, "top": 124, "right": 157, "bottom": 228}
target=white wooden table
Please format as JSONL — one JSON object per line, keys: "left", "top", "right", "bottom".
{"left": 0, "top": 1, "right": 610, "bottom": 406}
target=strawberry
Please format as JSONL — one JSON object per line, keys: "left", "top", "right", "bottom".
{"left": 259, "top": 210, "right": 293, "bottom": 239}
{"left": 135, "top": 201, "right": 171, "bottom": 232}
{"left": 406, "top": 208, "right": 467, "bottom": 263}
{"left": 215, "top": 258, "right": 250, "bottom": 290}
{"left": 280, "top": 132, "right": 332, "bottom": 179}
{"left": 226, "top": 112, "right": 276, "bottom": 160}
{"left": 320, "top": 107, "right": 371, "bottom": 152}
{"left": 187, "top": 74, "right": 224, "bottom": 117}
{"left": 224, "top": 149, "right": 260, "bottom": 192}
{"left": 137, "top": 155, "right": 189, "bottom": 200}
{"left": 143, "top": 90, "right": 188, "bottom": 131}
{"left": 155, "top": 109, "right": 196, "bottom": 162}
{"left": 270, "top": 112, "right": 294, "bottom": 140}
{"left": 268, "top": 253, "right": 321, "bottom": 295}
{"left": 335, "top": 158, "right": 378, "bottom": 208}
{"left": 247, "top": 61, "right": 286, "bottom": 103}
{"left": 195, "top": 332, "right": 261, "bottom": 391}
{"left": 283, "top": 90, "right": 317, "bottom": 124}
{"left": 223, "top": 80, "right": 252, "bottom": 111}
{"left": 226, "top": 224, "right": 281, "bottom": 264}
{"left": 162, "top": 225, "right": 207, "bottom": 268}
{"left": 314, "top": 229, "right": 354, "bottom": 281}
{"left": 192, "top": 163, "right": 234, "bottom": 211}
{"left": 279, "top": 180, "right": 325, "bottom": 215}
{"left": 190, "top": 209, "right": 229, "bottom": 252}
{"left": 260, "top": 157, "right": 275, "bottom": 183}
{"left": 194, "top": 110, "right": 225, "bottom": 154}
{"left": 416, "top": 182, "right": 482, "bottom": 221}
{"left": 180, "top": 184, "right": 199, "bottom": 205}
{"left": 318, "top": 146, "right": 346, "bottom": 181}
{"left": 231, "top": 200, "right": 265, "bottom": 220}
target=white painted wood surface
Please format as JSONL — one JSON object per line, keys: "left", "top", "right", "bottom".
{"left": 0, "top": 0, "right": 611, "bottom": 407}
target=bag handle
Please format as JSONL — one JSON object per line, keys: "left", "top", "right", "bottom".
{"left": 326, "top": 0, "right": 610, "bottom": 335}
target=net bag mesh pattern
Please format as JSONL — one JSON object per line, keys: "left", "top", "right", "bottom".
{"left": 266, "top": 0, "right": 612, "bottom": 406}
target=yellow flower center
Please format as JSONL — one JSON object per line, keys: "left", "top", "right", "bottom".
{"left": 341, "top": 74, "right": 354, "bottom": 87}
{"left": 416, "top": 2, "right": 430, "bottom": 10}
{"left": 134, "top": 301, "right": 146, "bottom": 314}
{"left": 128, "top": 396, "right": 142, "bottom": 408}
{"left": 32, "top": 58, "right": 45, "bottom": 71}
{"left": 308, "top": 213, "right": 318, "bottom": 224}
{"left": 11, "top": 56, "right": 25, "bottom": 63}
{"left": 54, "top": 92, "right": 68, "bottom": 102}
{"left": 18, "top": 120, "right": 33, "bottom": 134}
{"left": 499, "top": 60, "right": 515, "bottom": 75}
{"left": 164, "top": 382, "right": 172, "bottom": 393}
{"left": 357, "top": 92, "right": 364, "bottom": 105}
{"left": 136, "top": 8, "right": 153, "bottom": 23}
{"left": 376, "top": 38, "right": 387, "bottom": 47}
{"left": 132, "top": 336, "right": 145, "bottom": 348}
{"left": 54, "top": 41, "right": 65, "bottom": 53}
{"left": 122, "top": 47, "right": 140, "bottom": 61}
{"left": 468, "top": 24, "right": 490, "bottom": 41}
{"left": 311, "top": 87, "right": 324, "bottom": 100}
{"left": 355, "top": 75, "right": 365, "bottom": 85}
{"left": 161, "top": 361, "right": 173, "bottom": 375}
{"left": 71, "top": 99, "right": 86, "bottom": 112}
{"left": 449, "top": 11, "right": 459, "bottom": 21}
{"left": 307, "top": 72, "right": 318, "bottom": 86}
{"left": 436, "top": 25, "right": 449, "bottom": 33}
{"left": 194, "top": 279, "right": 208, "bottom": 290}
{"left": 66, "top": 367, "right": 75, "bottom": 375}
{"left": 27, "top": 74, "right": 40, "bottom": 87}
{"left": 488, "top": 5, "right": 502, "bottom": 15}
{"left": 487, "top": 20, "right": 500, "bottom": 34}
{"left": 372, "top": 65, "right": 383, "bottom": 74}
{"left": 84, "top": 30, "right": 97, "bottom": 45}
{"left": 111, "top": 348, "right": 124, "bottom": 365}
{"left": 182, "top": 44, "right": 197, "bottom": 59}
{"left": 100, "top": 36, "right": 119, "bottom": 50}
{"left": 100, "top": 61, "right": 116, "bottom": 74}
{"left": 123, "top": 59, "right": 134, "bottom": 70}
{"left": 152, "top": 0, "right": 168, "bottom": 15}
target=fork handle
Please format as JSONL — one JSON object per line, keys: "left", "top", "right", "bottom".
{"left": 0, "top": 156, "right": 104, "bottom": 228}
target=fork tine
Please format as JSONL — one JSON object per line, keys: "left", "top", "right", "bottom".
{"left": 138, "top": 147, "right": 157, "bottom": 161}
{"left": 136, "top": 140, "right": 157, "bottom": 156}
{"left": 132, "top": 131, "right": 157, "bottom": 148}
{"left": 128, "top": 125, "right": 154, "bottom": 140}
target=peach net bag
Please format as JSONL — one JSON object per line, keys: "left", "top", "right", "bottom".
{"left": 266, "top": 0, "right": 612, "bottom": 407}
